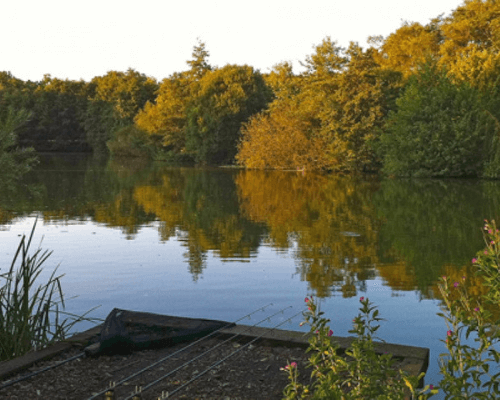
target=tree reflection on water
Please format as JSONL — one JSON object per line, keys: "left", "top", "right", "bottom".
{"left": 2, "top": 154, "right": 500, "bottom": 301}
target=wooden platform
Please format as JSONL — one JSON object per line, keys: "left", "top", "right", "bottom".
{"left": 219, "top": 324, "right": 429, "bottom": 379}
{"left": 0, "top": 318, "right": 429, "bottom": 384}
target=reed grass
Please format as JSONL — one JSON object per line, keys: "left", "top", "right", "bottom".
{"left": 0, "top": 219, "right": 96, "bottom": 361}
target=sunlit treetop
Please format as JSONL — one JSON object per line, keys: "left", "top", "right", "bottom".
{"left": 264, "top": 61, "right": 302, "bottom": 102}
{"left": 186, "top": 39, "right": 212, "bottom": 79}
{"left": 36, "top": 74, "right": 89, "bottom": 96}
{"left": 89, "top": 68, "right": 158, "bottom": 121}
{"left": 0, "top": 71, "right": 29, "bottom": 91}
{"left": 376, "top": 21, "right": 442, "bottom": 78}
{"left": 440, "top": 0, "right": 500, "bottom": 58}
{"left": 301, "top": 37, "right": 347, "bottom": 77}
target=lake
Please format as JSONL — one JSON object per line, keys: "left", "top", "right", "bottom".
{"left": 1, "top": 152, "right": 499, "bottom": 394}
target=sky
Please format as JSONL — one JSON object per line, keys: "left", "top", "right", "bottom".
{"left": 2, "top": 0, "right": 465, "bottom": 83}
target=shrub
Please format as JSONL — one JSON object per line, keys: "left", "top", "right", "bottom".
{"left": 284, "top": 221, "right": 500, "bottom": 399}
{"left": 282, "top": 296, "right": 435, "bottom": 399}
{"left": 437, "top": 221, "right": 500, "bottom": 398}
{"left": 107, "top": 125, "right": 154, "bottom": 158}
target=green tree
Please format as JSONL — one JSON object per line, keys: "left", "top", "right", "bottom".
{"left": 106, "top": 125, "right": 154, "bottom": 158}
{"left": 135, "top": 72, "right": 193, "bottom": 153}
{"left": 83, "top": 99, "right": 118, "bottom": 152}
{"left": 318, "top": 43, "right": 402, "bottom": 171}
{"left": 29, "top": 75, "right": 89, "bottom": 151}
{"left": 379, "top": 63, "right": 497, "bottom": 177}
{"left": 134, "top": 41, "right": 212, "bottom": 155}
{"left": 185, "top": 64, "right": 271, "bottom": 164}
{"left": 0, "top": 108, "right": 37, "bottom": 195}
{"left": 90, "top": 68, "right": 158, "bottom": 123}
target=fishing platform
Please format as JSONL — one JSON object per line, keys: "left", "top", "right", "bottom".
{"left": 0, "top": 308, "right": 430, "bottom": 398}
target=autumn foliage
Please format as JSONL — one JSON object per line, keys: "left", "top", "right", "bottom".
{"left": 2, "top": 1, "right": 500, "bottom": 175}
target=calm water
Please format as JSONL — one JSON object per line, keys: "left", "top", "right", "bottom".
{"left": 1, "top": 153, "right": 500, "bottom": 392}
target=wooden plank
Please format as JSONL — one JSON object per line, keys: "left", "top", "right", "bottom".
{"left": 0, "top": 326, "right": 101, "bottom": 381}
{"left": 0, "top": 317, "right": 430, "bottom": 384}
{"left": 219, "top": 324, "right": 429, "bottom": 378}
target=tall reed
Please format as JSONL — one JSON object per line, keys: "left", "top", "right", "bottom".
{"left": 0, "top": 219, "right": 93, "bottom": 361}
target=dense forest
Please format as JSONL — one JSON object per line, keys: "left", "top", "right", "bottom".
{"left": 1, "top": 0, "right": 500, "bottom": 177}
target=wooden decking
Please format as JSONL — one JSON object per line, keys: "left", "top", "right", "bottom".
{"left": 0, "top": 318, "right": 429, "bottom": 385}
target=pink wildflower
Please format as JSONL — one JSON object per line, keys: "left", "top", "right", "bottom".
{"left": 472, "top": 258, "right": 477, "bottom": 264}
{"left": 360, "top": 296, "right": 365, "bottom": 302}
{"left": 447, "top": 330, "right": 452, "bottom": 336}
{"left": 305, "top": 297, "right": 309, "bottom": 303}
{"left": 290, "top": 362, "right": 297, "bottom": 368}
{"left": 454, "top": 282, "right": 459, "bottom": 288}
{"left": 430, "top": 384, "right": 434, "bottom": 390}
{"left": 328, "top": 330, "right": 333, "bottom": 337}
{"left": 474, "top": 307, "right": 480, "bottom": 312}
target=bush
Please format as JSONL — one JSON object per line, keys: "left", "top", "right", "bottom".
{"left": 282, "top": 297, "right": 435, "bottom": 399}
{"left": 437, "top": 220, "right": 500, "bottom": 398}
{"left": 107, "top": 125, "right": 154, "bottom": 158}
{"left": 284, "top": 221, "right": 500, "bottom": 399}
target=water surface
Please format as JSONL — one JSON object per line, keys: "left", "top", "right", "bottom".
{"left": 1, "top": 153, "right": 499, "bottom": 393}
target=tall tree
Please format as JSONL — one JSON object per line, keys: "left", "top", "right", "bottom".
{"left": 185, "top": 64, "right": 271, "bottom": 165}
{"left": 90, "top": 68, "right": 158, "bottom": 123}
{"left": 238, "top": 39, "right": 400, "bottom": 171}
{"left": 318, "top": 44, "right": 402, "bottom": 171}
{"left": 186, "top": 39, "right": 212, "bottom": 79}
{"left": 134, "top": 41, "right": 212, "bottom": 154}
{"left": 378, "top": 63, "right": 496, "bottom": 177}
{"left": 135, "top": 72, "right": 193, "bottom": 153}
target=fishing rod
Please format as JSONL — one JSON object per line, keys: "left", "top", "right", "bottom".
{"left": 0, "top": 304, "right": 273, "bottom": 394}
{"left": 86, "top": 303, "right": 274, "bottom": 400}
{"left": 122, "top": 307, "right": 301, "bottom": 400}
{"left": 163, "top": 309, "right": 304, "bottom": 399}
{"left": 0, "top": 352, "right": 85, "bottom": 391}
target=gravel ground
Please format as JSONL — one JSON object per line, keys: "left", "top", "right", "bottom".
{"left": 0, "top": 336, "right": 312, "bottom": 400}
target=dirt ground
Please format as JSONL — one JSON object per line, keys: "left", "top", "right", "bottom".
{"left": 0, "top": 336, "right": 312, "bottom": 400}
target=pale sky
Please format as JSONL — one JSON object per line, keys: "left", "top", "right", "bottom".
{"left": 2, "top": 0, "right": 464, "bottom": 83}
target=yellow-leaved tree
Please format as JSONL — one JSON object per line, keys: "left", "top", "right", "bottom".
{"left": 375, "top": 20, "right": 442, "bottom": 79}
{"left": 238, "top": 38, "right": 401, "bottom": 171}
{"left": 134, "top": 40, "right": 212, "bottom": 154}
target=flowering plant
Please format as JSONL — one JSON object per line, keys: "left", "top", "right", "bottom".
{"left": 282, "top": 296, "right": 435, "bottom": 399}
{"left": 437, "top": 220, "right": 500, "bottom": 398}
{"left": 283, "top": 220, "right": 500, "bottom": 399}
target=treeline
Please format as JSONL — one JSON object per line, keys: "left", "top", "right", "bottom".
{"left": 0, "top": 69, "right": 157, "bottom": 153}
{"left": 2, "top": 0, "right": 500, "bottom": 176}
